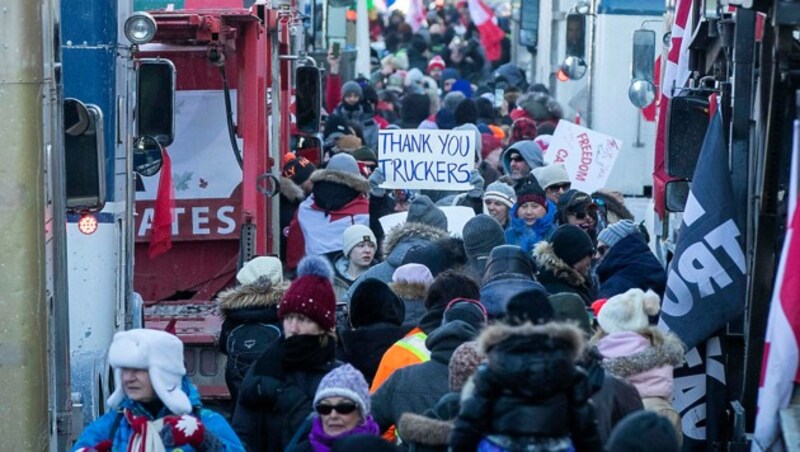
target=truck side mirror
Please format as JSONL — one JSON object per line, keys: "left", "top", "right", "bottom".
{"left": 519, "top": 1, "right": 540, "bottom": 48}
{"left": 629, "top": 29, "right": 656, "bottom": 108}
{"left": 665, "top": 94, "right": 710, "bottom": 179}
{"left": 296, "top": 65, "right": 322, "bottom": 135}
{"left": 560, "top": 13, "right": 587, "bottom": 80}
{"left": 65, "top": 99, "right": 106, "bottom": 211}
{"left": 136, "top": 59, "right": 176, "bottom": 147}
{"left": 665, "top": 179, "right": 690, "bottom": 212}
{"left": 133, "top": 136, "right": 164, "bottom": 177}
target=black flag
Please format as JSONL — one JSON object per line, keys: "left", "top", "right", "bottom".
{"left": 659, "top": 110, "right": 746, "bottom": 450}
{"left": 659, "top": 109, "right": 746, "bottom": 349}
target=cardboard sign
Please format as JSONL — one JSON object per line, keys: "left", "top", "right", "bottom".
{"left": 544, "top": 121, "right": 622, "bottom": 193}
{"left": 378, "top": 129, "right": 475, "bottom": 191}
{"left": 378, "top": 206, "right": 476, "bottom": 237}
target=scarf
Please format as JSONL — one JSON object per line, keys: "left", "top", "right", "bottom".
{"left": 282, "top": 334, "right": 336, "bottom": 372}
{"left": 125, "top": 409, "right": 166, "bottom": 452}
{"left": 308, "top": 415, "right": 380, "bottom": 452}
{"left": 507, "top": 200, "right": 556, "bottom": 253}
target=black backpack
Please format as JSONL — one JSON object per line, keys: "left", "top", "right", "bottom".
{"left": 225, "top": 322, "right": 281, "bottom": 396}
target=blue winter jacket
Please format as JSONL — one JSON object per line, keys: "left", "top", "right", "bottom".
{"left": 72, "top": 377, "right": 244, "bottom": 451}
{"left": 504, "top": 200, "right": 557, "bottom": 254}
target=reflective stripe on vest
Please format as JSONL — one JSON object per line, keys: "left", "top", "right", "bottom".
{"left": 395, "top": 332, "right": 430, "bottom": 362}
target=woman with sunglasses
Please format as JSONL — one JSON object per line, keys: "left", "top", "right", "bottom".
{"left": 286, "top": 364, "right": 380, "bottom": 451}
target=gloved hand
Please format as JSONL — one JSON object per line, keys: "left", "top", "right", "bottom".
{"left": 238, "top": 375, "right": 283, "bottom": 406}
{"left": 160, "top": 414, "right": 205, "bottom": 447}
{"left": 467, "top": 170, "right": 484, "bottom": 198}
{"left": 75, "top": 440, "right": 112, "bottom": 452}
{"left": 369, "top": 166, "right": 386, "bottom": 197}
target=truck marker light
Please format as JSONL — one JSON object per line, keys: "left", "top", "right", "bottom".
{"left": 78, "top": 212, "right": 98, "bottom": 235}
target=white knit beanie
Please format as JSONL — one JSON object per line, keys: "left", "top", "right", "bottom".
{"left": 237, "top": 256, "right": 284, "bottom": 286}
{"left": 342, "top": 224, "right": 376, "bottom": 258}
{"left": 597, "top": 288, "right": 661, "bottom": 334}
{"left": 107, "top": 329, "right": 192, "bottom": 415}
{"left": 532, "top": 164, "right": 570, "bottom": 190}
{"left": 483, "top": 181, "right": 516, "bottom": 209}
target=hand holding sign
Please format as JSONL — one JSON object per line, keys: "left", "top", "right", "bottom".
{"left": 544, "top": 121, "right": 622, "bottom": 193}
{"left": 377, "top": 129, "right": 476, "bottom": 191}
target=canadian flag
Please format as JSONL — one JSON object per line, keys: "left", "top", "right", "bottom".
{"left": 652, "top": 0, "right": 693, "bottom": 217}
{"left": 148, "top": 148, "right": 174, "bottom": 259}
{"left": 468, "top": 0, "right": 505, "bottom": 62}
{"left": 752, "top": 119, "right": 800, "bottom": 451}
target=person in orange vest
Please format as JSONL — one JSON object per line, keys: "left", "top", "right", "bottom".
{"left": 369, "top": 271, "right": 481, "bottom": 442}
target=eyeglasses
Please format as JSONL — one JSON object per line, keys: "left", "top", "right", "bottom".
{"left": 315, "top": 402, "right": 358, "bottom": 415}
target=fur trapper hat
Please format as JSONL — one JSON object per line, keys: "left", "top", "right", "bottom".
{"left": 107, "top": 329, "right": 191, "bottom": 415}
{"left": 597, "top": 288, "right": 661, "bottom": 334}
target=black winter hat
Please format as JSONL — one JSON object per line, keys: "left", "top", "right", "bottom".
{"left": 324, "top": 115, "right": 352, "bottom": 140}
{"left": 505, "top": 286, "right": 554, "bottom": 326}
{"left": 402, "top": 237, "right": 467, "bottom": 277}
{"left": 349, "top": 278, "right": 405, "bottom": 328}
{"left": 462, "top": 214, "right": 506, "bottom": 259}
{"left": 401, "top": 93, "right": 432, "bottom": 126}
{"left": 406, "top": 195, "right": 448, "bottom": 230}
{"left": 424, "top": 270, "right": 480, "bottom": 309}
{"left": 482, "top": 245, "right": 536, "bottom": 282}
{"left": 443, "top": 298, "right": 488, "bottom": 330}
{"left": 475, "top": 97, "right": 496, "bottom": 122}
{"left": 606, "top": 411, "right": 680, "bottom": 452}
{"left": 551, "top": 224, "right": 595, "bottom": 267}
{"left": 454, "top": 98, "right": 479, "bottom": 126}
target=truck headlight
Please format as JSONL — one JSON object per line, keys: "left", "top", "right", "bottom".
{"left": 124, "top": 12, "right": 157, "bottom": 45}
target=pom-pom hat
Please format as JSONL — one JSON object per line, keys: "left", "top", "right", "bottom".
{"left": 107, "top": 329, "right": 192, "bottom": 415}
{"left": 597, "top": 288, "right": 661, "bottom": 334}
{"left": 279, "top": 255, "right": 337, "bottom": 331}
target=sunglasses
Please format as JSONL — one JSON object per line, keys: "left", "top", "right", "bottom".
{"left": 569, "top": 210, "right": 590, "bottom": 220}
{"left": 596, "top": 244, "right": 609, "bottom": 257}
{"left": 509, "top": 155, "right": 525, "bottom": 162}
{"left": 548, "top": 183, "right": 571, "bottom": 192}
{"left": 315, "top": 402, "right": 358, "bottom": 416}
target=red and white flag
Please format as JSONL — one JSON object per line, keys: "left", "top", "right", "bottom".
{"left": 149, "top": 148, "right": 174, "bottom": 259}
{"left": 468, "top": 0, "right": 505, "bottom": 62}
{"left": 752, "top": 119, "right": 800, "bottom": 451}
{"left": 653, "top": 0, "right": 694, "bottom": 217}
{"left": 404, "top": 0, "right": 426, "bottom": 32}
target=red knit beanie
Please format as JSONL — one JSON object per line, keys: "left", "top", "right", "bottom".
{"left": 278, "top": 255, "right": 336, "bottom": 331}
{"left": 480, "top": 133, "right": 502, "bottom": 160}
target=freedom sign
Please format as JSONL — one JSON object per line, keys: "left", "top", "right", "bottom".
{"left": 544, "top": 121, "right": 622, "bottom": 193}
{"left": 378, "top": 129, "right": 475, "bottom": 191}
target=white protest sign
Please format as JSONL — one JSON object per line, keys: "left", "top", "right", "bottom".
{"left": 544, "top": 121, "right": 622, "bottom": 193}
{"left": 378, "top": 129, "right": 475, "bottom": 191}
{"left": 378, "top": 206, "right": 476, "bottom": 237}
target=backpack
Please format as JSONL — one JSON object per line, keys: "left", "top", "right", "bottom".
{"left": 225, "top": 322, "right": 281, "bottom": 394}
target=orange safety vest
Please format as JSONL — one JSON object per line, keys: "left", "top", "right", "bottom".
{"left": 370, "top": 327, "right": 432, "bottom": 443}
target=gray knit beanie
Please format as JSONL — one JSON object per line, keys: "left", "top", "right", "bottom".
{"left": 326, "top": 153, "right": 361, "bottom": 176}
{"left": 462, "top": 214, "right": 505, "bottom": 259}
{"left": 313, "top": 364, "right": 371, "bottom": 420}
{"left": 597, "top": 219, "right": 639, "bottom": 248}
{"left": 483, "top": 181, "right": 517, "bottom": 208}
{"left": 406, "top": 195, "right": 448, "bottom": 231}
{"left": 341, "top": 80, "right": 363, "bottom": 100}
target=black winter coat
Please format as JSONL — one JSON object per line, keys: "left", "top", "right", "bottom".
{"left": 596, "top": 234, "right": 667, "bottom": 299}
{"left": 337, "top": 323, "right": 410, "bottom": 386}
{"left": 371, "top": 321, "right": 480, "bottom": 433}
{"left": 232, "top": 335, "right": 339, "bottom": 452}
{"left": 534, "top": 241, "right": 596, "bottom": 306}
{"left": 450, "top": 322, "right": 602, "bottom": 452}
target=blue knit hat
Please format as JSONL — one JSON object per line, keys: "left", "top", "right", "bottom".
{"left": 313, "top": 364, "right": 371, "bottom": 420}
{"left": 597, "top": 219, "right": 639, "bottom": 248}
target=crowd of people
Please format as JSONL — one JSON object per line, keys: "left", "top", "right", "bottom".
{"left": 72, "top": 4, "right": 686, "bottom": 452}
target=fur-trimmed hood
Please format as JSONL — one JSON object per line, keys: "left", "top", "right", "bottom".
{"left": 279, "top": 176, "right": 306, "bottom": 202}
{"left": 599, "top": 328, "right": 685, "bottom": 378}
{"left": 479, "top": 321, "right": 585, "bottom": 361}
{"left": 398, "top": 412, "right": 452, "bottom": 446}
{"left": 217, "top": 282, "right": 287, "bottom": 317}
{"left": 533, "top": 241, "right": 587, "bottom": 287}
{"left": 389, "top": 281, "right": 428, "bottom": 301}
{"left": 382, "top": 221, "right": 449, "bottom": 260}
{"left": 309, "top": 167, "right": 370, "bottom": 194}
